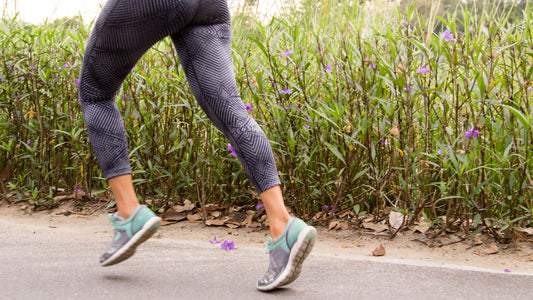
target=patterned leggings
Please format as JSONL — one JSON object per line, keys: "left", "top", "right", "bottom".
{"left": 78, "top": 0, "right": 280, "bottom": 193}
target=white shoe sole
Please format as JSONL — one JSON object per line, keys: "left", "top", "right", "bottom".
{"left": 257, "top": 226, "right": 317, "bottom": 291}
{"left": 101, "top": 216, "right": 162, "bottom": 267}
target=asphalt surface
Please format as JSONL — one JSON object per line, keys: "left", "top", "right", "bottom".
{"left": 1, "top": 219, "right": 532, "bottom": 300}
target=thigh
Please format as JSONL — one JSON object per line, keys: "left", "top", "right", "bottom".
{"left": 80, "top": 0, "right": 199, "bottom": 98}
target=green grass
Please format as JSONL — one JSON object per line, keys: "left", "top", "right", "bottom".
{"left": 1, "top": 0, "right": 532, "bottom": 241}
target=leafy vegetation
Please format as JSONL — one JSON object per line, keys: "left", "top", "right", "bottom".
{"left": 1, "top": 0, "right": 532, "bottom": 241}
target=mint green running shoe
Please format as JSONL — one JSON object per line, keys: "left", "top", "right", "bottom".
{"left": 100, "top": 205, "right": 161, "bottom": 266}
{"left": 257, "top": 217, "right": 317, "bottom": 291}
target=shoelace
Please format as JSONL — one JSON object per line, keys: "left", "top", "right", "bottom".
{"left": 263, "top": 237, "right": 273, "bottom": 254}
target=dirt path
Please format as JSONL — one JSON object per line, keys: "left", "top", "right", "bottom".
{"left": 1, "top": 203, "right": 532, "bottom": 274}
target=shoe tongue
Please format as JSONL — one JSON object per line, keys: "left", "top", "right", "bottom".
{"left": 108, "top": 212, "right": 124, "bottom": 222}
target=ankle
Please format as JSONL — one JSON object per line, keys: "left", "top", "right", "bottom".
{"left": 118, "top": 205, "right": 139, "bottom": 220}
{"left": 270, "top": 217, "right": 290, "bottom": 240}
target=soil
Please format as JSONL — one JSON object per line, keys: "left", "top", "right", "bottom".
{"left": 1, "top": 200, "right": 533, "bottom": 274}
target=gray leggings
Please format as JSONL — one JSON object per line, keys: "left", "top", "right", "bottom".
{"left": 78, "top": 0, "right": 280, "bottom": 193}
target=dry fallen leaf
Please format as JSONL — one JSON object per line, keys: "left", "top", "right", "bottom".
{"left": 520, "top": 227, "right": 533, "bottom": 235}
{"left": 474, "top": 234, "right": 484, "bottom": 245}
{"left": 210, "top": 211, "right": 222, "bottom": 218}
{"left": 353, "top": 242, "right": 364, "bottom": 247}
{"left": 175, "top": 200, "right": 196, "bottom": 213}
{"left": 204, "top": 203, "right": 221, "bottom": 211}
{"left": 329, "top": 220, "right": 339, "bottom": 231}
{"left": 389, "top": 211, "right": 403, "bottom": 230}
{"left": 414, "top": 224, "right": 429, "bottom": 234}
{"left": 372, "top": 244, "right": 386, "bottom": 256}
{"left": 329, "top": 221, "right": 348, "bottom": 231}
{"left": 224, "top": 221, "right": 241, "bottom": 229}
{"left": 312, "top": 211, "right": 326, "bottom": 221}
{"left": 342, "top": 245, "right": 353, "bottom": 248}
{"left": 339, "top": 211, "right": 352, "bottom": 218}
{"left": 243, "top": 210, "right": 255, "bottom": 226}
{"left": 205, "top": 219, "right": 226, "bottom": 226}
{"left": 363, "top": 222, "right": 388, "bottom": 233}
{"left": 483, "top": 244, "right": 500, "bottom": 255}
{"left": 161, "top": 220, "right": 177, "bottom": 226}
{"left": 247, "top": 222, "right": 262, "bottom": 228}
{"left": 162, "top": 209, "right": 187, "bottom": 222}
{"left": 187, "top": 213, "right": 202, "bottom": 222}
{"left": 338, "top": 222, "right": 349, "bottom": 230}
{"left": 513, "top": 229, "right": 527, "bottom": 242}
{"left": 527, "top": 254, "right": 533, "bottom": 262}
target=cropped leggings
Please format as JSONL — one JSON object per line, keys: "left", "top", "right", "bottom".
{"left": 78, "top": 0, "right": 281, "bottom": 193}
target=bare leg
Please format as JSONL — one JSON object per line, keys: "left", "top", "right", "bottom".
{"left": 108, "top": 175, "right": 140, "bottom": 220}
{"left": 259, "top": 186, "right": 290, "bottom": 240}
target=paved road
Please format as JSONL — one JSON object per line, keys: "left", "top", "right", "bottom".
{"left": 1, "top": 219, "right": 532, "bottom": 300}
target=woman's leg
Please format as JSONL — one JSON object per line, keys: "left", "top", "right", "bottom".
{"left": 78, "top": 0, "right": 199, "bottom": 265}
{"left": 170, "top": 4, "right": 291, "bottom": 239}
{"left": 171, "top": 2, "right": 316, "bottom": 291}
{"left": 79, "top": 0, "right": 198, "bottom": 219}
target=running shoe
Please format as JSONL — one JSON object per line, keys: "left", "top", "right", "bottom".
{"left": 257, "top": 217, "right": 317, "bottom": 291}
{"left": 100, "top": 205, "right": 162, "bottom": 266}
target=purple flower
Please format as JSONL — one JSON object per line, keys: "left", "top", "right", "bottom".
{"left": 381, "top": 139, "right": 389, "bottom": 145}
{"left": 122, "top": 94, "right": 128, "bottom": 100}
{"left": 528, "top": 87, "right": 532, "bottom": 94}
{"left": 416, "top": 65, "right": 431, "bottom": 74}
{"left": 326, "top": 64, "right": 333, "bottom": 73}
{"left": 209, "top": 235, "right": 221, "bottom": 244}
{"left": 279, "top": 87, "right": 292, "bottom": 94}
{"left": 75, "top": 78, "right": 80, "bottom": 87}
{"left": 76, "top": 186, "right": 82, "bottom": 191}
{"left": 228, "top": 143, "right": 237, "bottom": 156}
{"left": 404, "top": 86, "right": 412, "bottom": 92}
{"left": 304, "top": 125, "right": 314, "bottom": 130}
{"left": 26, "top": 140, "right": 33, "bottom": 147}
{"left": 255, "top": 201, "right": 264, "bottom": 210}
{"left": 221, "top": 240, "right": 235, "bottom": 250}
{"left": 324, "top": 205, "right": 337, "bottom": 212}
{"left": 58, "top": 67, "right": 62, "bottom": 71}
{"left": 281, "top": 47, "right": 294, "bottom": 57}
{"left": 442, "top": 30, "right": 456, "bottom": 42}
{"left": 244, "top": 104, "right": 253, "bottom": 112}
{"left": 437, "top": 149, "right": 442, "bottom": 155}
{"left": 504, "top": 269, "right": 511, "bottom": 273}
{"left": 400, "top": 17, "right": 409, "bottom": 26}
{"left": 465, "top": 126, "right": 482, "bottom": 138}
{"left": 9, "top": 66, "right": 14, "bottom": 71}
{"left": 285, "top": 102, "right": 299, "bottom": 111}
{"left": 365, "top": 58, "right": 377, "bottom": 69}
{"left": 62, "top": 63, "right": 69, "bottom": 69}
{"left": 18, "top": 76, "right": 25, "bottom": 80}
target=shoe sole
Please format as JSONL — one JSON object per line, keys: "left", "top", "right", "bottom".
{"left": 101, "top": 216, "right": 162, "bottom": 267}
{"left": 257, "top": 225, "right": 317, "bottom": 291}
